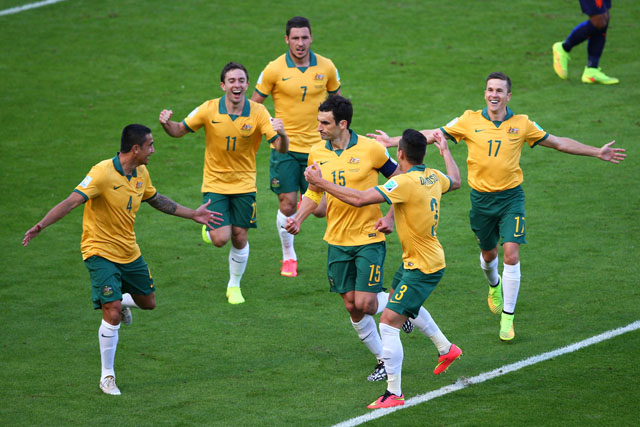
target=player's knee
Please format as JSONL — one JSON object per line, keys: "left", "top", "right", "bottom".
{"left": 211, "top": 235, "right": 229, "bottom": 247}
{"left": 280, "top": 203, "right": 296, "bottom": 217}
{"left": 503, "top": 253, "right": 520, "bottom": 265}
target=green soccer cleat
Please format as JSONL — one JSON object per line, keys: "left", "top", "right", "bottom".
{"left": 552, "top": 42, "right": 570, "bottom": 80}
{"left": 500, "top": 313, "right": 515, "bottom": 341}
{"left": 202, "top": 225, "right": 213, "bottom": 244}
{"left": 226, "top": 287, "right": 245, "bottom": 304}
{"left": 488, "top": 277, "right": 503, "bottom": 315}
{"left": 581, "top": 67, "right": 619, "bottom": 85}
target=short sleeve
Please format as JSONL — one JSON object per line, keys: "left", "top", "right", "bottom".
{"left": 254, "top": 62, "right": 276, "bottom": 98}
{"left": 525, "top": 118, "right": 549, "bottom": 147}
{"left": 183, "top": 101, "right": 209, "bottom": 133}
{"left": 375, "top": 175, "right": 411, "bottom": 205}
{"left": 327, "top": 61, "right": 341, "bottom": 94}
{"left": 74, "top": 165, "right": 105, "bottom": 201}
{"left": 441, "top": 110, "right": 471, "bottom": 143}
{"left": 432, "top": 169, "right": 452, "bottom": 194}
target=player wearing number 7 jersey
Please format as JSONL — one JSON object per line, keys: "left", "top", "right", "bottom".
{"left": 159, "top": 62, "right": 289, "bottom": 305}
{"left": 368, "top": 72, "right": 626, "bottom": 341}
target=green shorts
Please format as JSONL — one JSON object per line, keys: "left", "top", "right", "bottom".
{"left": 469, "top": 185, "right": 527, "bottom": 251}
{"left": 327, "top": 242, "right": 386, "bottom": 294}
{"left": 84, "top": 255, "right": 154, "bottom": 309}
{"left": 270, "top": 149, "right": 310, "bottom": 194}
{"left": 203, "top": 192, "right": 257, "bottom": 230}
{"left": 387, "top": 264, "right": 445, "bottom": 319}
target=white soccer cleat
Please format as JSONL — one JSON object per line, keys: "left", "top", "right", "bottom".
{"left": 99, "top": 376, "right": 121, "bottom": 395}
{"left": 120, "top": 306, "right": 133, "bottom": 326}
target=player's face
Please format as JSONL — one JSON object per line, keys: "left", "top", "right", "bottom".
{"left": 317, "top": 111, "right": 342, "bottom": 141}
{"left": 484, "top": 79, "right": 511, "bottom": 114}
{"left": 220, "top": 68, "right": 249, "bottom": 104}
{"left": 286, "top": 27, "right": 312, "bottom": 61}
{"left": 135, "top": 134, "right": 155, "bottom": 165}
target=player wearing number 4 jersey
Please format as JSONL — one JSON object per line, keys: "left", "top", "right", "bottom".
{"left": 159, "top": 62, "right": 289, "bottom": 305}
{"left": 23, "top": 124, "right": 223, "bottom": 395}
{"left": 304, "top": 128, "right": 462, "bottom": 408}
{"left": 252, "top": 16, "right": 341, "bottom": 278}
{"left": 369, "top": 72, "right": 626, "bottom": 341}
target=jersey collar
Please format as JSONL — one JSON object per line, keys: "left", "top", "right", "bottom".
{"left": 285, "top": 50, "right": 318, "bottom": 72}
{"left": 482, "top": 106, "right": 514, "bottom": 127}
{"left": 113, "top": 153, "right": 137, "bottom": 178}
{"left": 407, "top": 164, "right": 426, "bottom": 173}
{"left": 219, "top": 95, "right": 251, "bottom": 120}
{"left": 324, "top": 129, "right": 358, "bottom": 154}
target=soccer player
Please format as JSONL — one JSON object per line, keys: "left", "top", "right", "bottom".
{"left": 305, "top": 128, "right": 463, "bottom": 408}
{"left": 251, "top": 16, "right": 341, "bottom": 278}
{"left": 552, "top": 0, "right": 618, "bottom": 84}
{"left": 23, "top": 124, "right": 222, "bottom": 395}
{"left": 368, "top": 72, "right": 626, "bottom": 341}
{"left": 159, "top": 62, "right": 289, "bottom": 305}
{"left": 286, "top": 95, "right": 404, "bottom": 382}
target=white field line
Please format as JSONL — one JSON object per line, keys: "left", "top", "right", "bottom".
{"left": 333, "top": 320, "right": 640, "bottom": 427}
{"left": 0, "top": 0, "right": 66, "bottom": 17}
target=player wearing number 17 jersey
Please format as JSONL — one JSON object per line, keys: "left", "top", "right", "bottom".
{"left": 252, "top": 16, "right": 341, "bottom": 278}
{"left": 368, "top": 72, "right": 625, "bottom": 341}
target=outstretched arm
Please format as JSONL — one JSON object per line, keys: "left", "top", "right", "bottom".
{"left": 146, "top": 194, "right": 223, "bottom": 228}
{"left": 539, "top": 135, "right": 626, "bottom": 164}
{"left": 23, "top": 191, "right": 85, "bottom": 246}
{"left": 433, "top": 131, "right": 461, "bottom": 191}
{"left": 304, "top": 162, "right": 385, "bottom": 207}
{"left": 367, "top": 128, "right": 442, "bottom": 147}
{"left": 159, "top": 109, "right": 189, "bottom": 138}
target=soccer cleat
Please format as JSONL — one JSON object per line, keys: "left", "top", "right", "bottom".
{"left": 120, "top": 306, "right": 132, "bottom": 326}
{"left": 581, "top": 67, "right": 619, "bottom": 85}
{"left": 433, "top": 344, "right": 462, "bottom": 375}
{"left": 367, "top": 360, "right": 387, "bottom": 382}
{"left": 488, "top": 277, "right": 503, "bottom": 315}
{"left": 280, "top": 259, "right": 298, "bottom": 277}
{"left": 367, "top": 390, "right": 405, "bottom": 409}
{"left": 202, "top": 225, "right": 212, "bottom": 244}
{"left": 401, "top": 318, "right": 414, "bottom": 334}
{"left": 500, "top": 313, "right": 515, "bottom": 341}
{"left": 226, "top": 287, "right": 245, "bottom": 304}
{"left": 552, "top": 42, "right": 570, "bottom": 79}
{"left": 99, "top": 376, "right": 121, "bottom": 395}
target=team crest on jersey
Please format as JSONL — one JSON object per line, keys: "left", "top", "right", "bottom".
{"left": 136, "top": 180, "right": 143, "bottom": 188}
{"left": 241, "top": 124, "right": 253, "bottom": 131}
{"left": 313, "top": 73, "right": 325, "bottom": 81}
{"left": 383, "top": 179, "right": 398, "bottom": 192}
{"left": 347, "top": 156, "right": 360, "bottom": 164}
{"left": 102, "top": 285, "right": 114, "bottom": 297}
{"left": 507, "top": 127, "right": 519, "bottom": 134}
{"left": 271, "top": 178, "right": 280, "bottom": 188}
{"left": 79, "top": 176, "right": 93, "bottom": 188}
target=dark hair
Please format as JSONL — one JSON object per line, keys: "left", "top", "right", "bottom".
{"left": 121, "top": 124, "right": 151, "bottom": 153}
{"left": 486, "top": 71, "right": 511, "bottom": 93}
{"left": 318, "top": 95, "right": 353, "bottom": 128}
{"left": 398, "top": 129, "right": 427, "bottom": 165}
{"left": 220, "top": 62, "right": 249, "bottom": 83}
{"left": 286, "top": 16, "right": 311, "bottom": 36}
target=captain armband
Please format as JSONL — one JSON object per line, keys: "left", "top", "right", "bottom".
{"left": 303, "top": 189, "right": 324, "bottom": 205}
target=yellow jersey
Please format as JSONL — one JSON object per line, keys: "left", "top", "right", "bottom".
{"left": 74, "top": 155, "right": 157, "bottom": 263}
{"left": 376, "top": 166, "right": 451, "bottom": 274}
{"left": 254, "top": 51, "right": 341, "bottom": 153}
{"left": 309, "top": 131, "right": 397, "bottom": 246}
{"left": 183, "top": 96, "right": 278, "bottom": 194}
{"left": 441, "top": 107, "right": 548, "bottom": 192}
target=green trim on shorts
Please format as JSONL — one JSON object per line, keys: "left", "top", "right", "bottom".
{"left": 387, "top": 264, "right": 444, "bottom": 319}
{"left": 326, "top": 242, "right": 386, "bottom": 294}
{"left": 270, "top": 149, "right": 310, "bottom": 194}
{"left": 85, "top": 255, "right": 154, "bottom": 309}
{"left": 203, "top": 192, "right": 257, "bottom": 230}
{"left": 469, "top": 185, "right": 527, "bottom": 250}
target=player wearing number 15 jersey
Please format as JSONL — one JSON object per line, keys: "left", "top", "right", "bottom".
{"left": 368, "top": 72, "right": 625, "bottom": 341}
{"left": 252, "top": 16, "right": 341, "bottom": 278}
{"left": 159, "top": 62, "right": 289, "bottom": 305}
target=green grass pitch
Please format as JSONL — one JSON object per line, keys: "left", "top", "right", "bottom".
{"left": 1, "top": 0, "right": 638, "bottom": 425}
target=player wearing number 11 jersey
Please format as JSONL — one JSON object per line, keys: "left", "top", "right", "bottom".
{"left": 368, "top": 72, "right": 625, "bottom": 341}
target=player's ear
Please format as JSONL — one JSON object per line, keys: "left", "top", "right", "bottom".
{"left": 220, "top": 81, "right": 225, "bottom": 91}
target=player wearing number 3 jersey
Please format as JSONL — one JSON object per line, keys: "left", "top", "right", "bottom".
{"left": 369, "top": 72, "right": 626, "bottom": 341}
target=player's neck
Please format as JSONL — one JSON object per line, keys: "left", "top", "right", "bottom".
{"left": 330, "top": 130, "right": 350, "bottom": 151}
{"left": 119, "top": 153, "right": 139, "bottom": 176}
{"left": 289, "top": 50, "right": 310, "bottom": 67}
{"left": 488, "top": 107, "right": 507, "bottom": 122}
{"left": 225, "top": 96, "right": 245, "bottom": 116}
